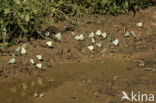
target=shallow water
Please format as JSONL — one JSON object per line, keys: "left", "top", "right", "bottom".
{"left": 0, "top": 56, "right": 156, "bottom": 103}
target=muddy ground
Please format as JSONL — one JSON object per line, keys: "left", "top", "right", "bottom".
{"left": 0, "top": 7, "right": 156, "bottom": 103}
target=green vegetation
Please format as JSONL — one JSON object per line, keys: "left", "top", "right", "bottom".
{"left": 0, "top": 0, "right": 151, "bottom": 46}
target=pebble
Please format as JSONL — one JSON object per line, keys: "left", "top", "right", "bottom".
{"left": 8, "top": 58, "right": 16, "bottom": 64}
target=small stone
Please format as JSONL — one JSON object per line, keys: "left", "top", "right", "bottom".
{"left": 91, "top": 38, "right": 95, "bottom": 43}
{"left": 136, "top": 22, "right": 143, "bottom": 27}
{"left": 101, "top": 32, "right": 107, "bottom": 38}
{"left": 96, "top": 30, "right": 102, "bottom": 36}
{"left": 96, "top": 42, "right": 103, "bottom": 48}
{"left": 36, "top": 63, "right": 42, "bottom": 69}
{"left": 55, "top": 33, "right": 62, "bottom": 41}
{"left": 87, "top": 46, "right": 94, "bottom": 51}
{"left": 30, "top": 59, "right": 35, "bottom": 65}
{"left": 46, "top": 41, "right": 53, "bottom": 47}
{"left": 112, "top": 39, "right": 119, "bottom": 46}
{"left": 8, "top": 58, "right": 16, "bottom": 64}
{"left": 88, "top": 32, "right": 95, "bottom": 38}
{"left": 36, "top": 55, "right": 43, "bottom": 60}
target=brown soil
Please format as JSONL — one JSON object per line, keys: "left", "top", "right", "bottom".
{"left": 0, "top": 7, "right": 156, "bottom": 103}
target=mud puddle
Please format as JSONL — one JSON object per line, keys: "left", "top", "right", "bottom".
{"left": 0, "top": 55, "right": 156, "bottom": 103}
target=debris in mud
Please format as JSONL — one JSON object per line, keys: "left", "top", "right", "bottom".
{"left": 75, "top": 34, "right": 84, "bottom": 41}
{"left": 96, "top": 30, "right": 102, "bottom": 36}
{"left": 87, "top": 46, "right": 94, "bottom": 51}
{"left": 55, "top": 33, "right": 62, "bottom": 41}
{"left": 8, "top": 58, "right": 16, "bottom": 64}
{"left": 136, "top": 22, "right": 143, "bottom": 27}
{"left": 36, "top": 55, "right": 43, "bottom": 61}
{"left": 46, "top": 41, "right": 53, "bottom": 47}
{"left": 112, "top": 39, "right": 119, "bottom": 46}
{"left": 36, "top": 63, "right": 42, "bottom": 69}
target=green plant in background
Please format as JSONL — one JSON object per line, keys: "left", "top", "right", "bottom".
{"left": 0, "top": 0, "right": 152, "bottom": 47}
{"left": 0, "top": 0, "right": 65, "bottom": 45}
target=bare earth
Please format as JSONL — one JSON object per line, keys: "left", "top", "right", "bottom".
{"left": 0, "top": 7, "right": 156, "bottom": 103}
